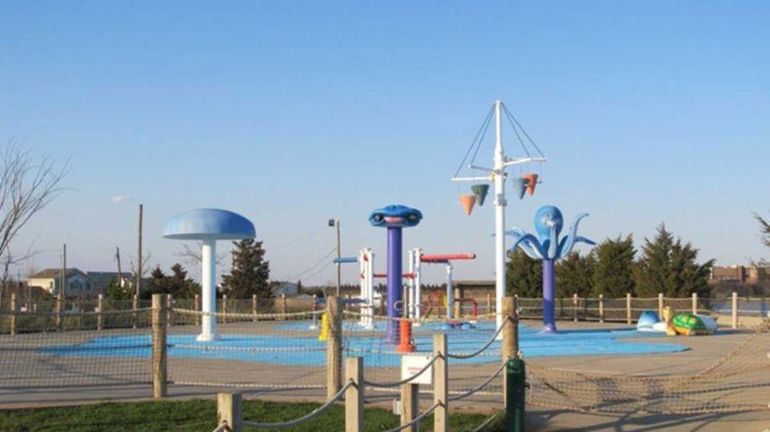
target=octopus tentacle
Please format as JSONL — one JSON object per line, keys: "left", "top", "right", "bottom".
{"left": 557, "top": 213, "right": 592, "bottom": 257}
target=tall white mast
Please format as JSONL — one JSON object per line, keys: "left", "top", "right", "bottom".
{"left": 451, "top": 99, "right": 546, "bottom": 338}
{"left": 493, "top": 100, "right": 507, "bottom": 333}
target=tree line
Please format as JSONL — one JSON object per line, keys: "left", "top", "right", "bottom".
{"left": 507, "top": 224, "right": 715, "bottom": 298}
{"left": 107, "top": 239, "right": 273, "bottom": 300}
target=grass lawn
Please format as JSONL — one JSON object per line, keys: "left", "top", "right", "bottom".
{"left": 0, "top": 399, "right": 504, "bottom": 431}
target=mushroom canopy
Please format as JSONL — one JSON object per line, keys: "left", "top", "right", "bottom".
{"left": 369, "top": 204, "right": 422, "bottom": 228}
{"left": 163, "top": 208, "right": 255, "bottom": 240}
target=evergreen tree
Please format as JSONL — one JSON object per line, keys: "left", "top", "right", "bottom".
{"left": 637, "top": 224, "right": 714, "bottom": 297}
{"left": 221, "top": 239, "right": 271, "bottom": 299}
{"left": 167, "top": 263, "right": 200, "bottom": 298}
{"left": 592, "top": 235, "right": 636, "bottom": 297}
{"left": 506, "top": 249, "right": 542, "bottom": 297}
{"left": 636, "top": 224, "right": 673, "bottom": 296}
{"left": 142, "top": 266, "right": 169, "bottom": 299}
{"left": 556, "top": 251, "right": 596, "bottom": 298}
{"left": 756, "top": 213, "right": 770, "bottom": 249}
{"left": 105, "top": 279, "right": 132, "bottom": 301}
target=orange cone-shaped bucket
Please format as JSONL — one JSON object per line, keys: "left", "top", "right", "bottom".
{"left": 459, "top": 194, "right": 476, "bottom": 215}
{"left": 512, "top": 177, "right": 527, "bottom": 200}
{"left": 396, "top": 319, "right": 415, "bottom": 353}
{"left": 523, "top": 173, "right": 539, "bottom": 195}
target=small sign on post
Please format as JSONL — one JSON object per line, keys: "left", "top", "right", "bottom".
{"left": 401, "top": 354, "right": 433, "bottom": 385}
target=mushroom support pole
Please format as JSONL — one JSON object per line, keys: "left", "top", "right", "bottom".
{"left": 198, "top": 238, "right": 218, "bottom": 341}
{"left": 387, "top": 226, "right": 403, "bottom": 343}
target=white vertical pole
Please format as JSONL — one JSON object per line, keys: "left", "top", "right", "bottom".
{"left": 366, "top": 249, "right": 374, "bottom": 329}
{"left": 358, "top": 249, "right": 366, "bottom": 327}
{"left": 493, "top": 99, "right": 507, "bottom": 337}
{"left": 414, "top": 248, "right": 422, "bottom": 325}
{"left": 407, "top": 249, "right": 415, "bottom": 320}
{"left": 446, "top": 263, "right": 454, "bottom": 320}
{"left": 198, "top": 238, "right": 218, "bottom": 341}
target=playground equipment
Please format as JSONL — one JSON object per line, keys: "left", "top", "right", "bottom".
{"left": 663, "top": 307, "right": 718, "bottom": 336}
{"left": 369, "top": 205, "right": 423, "bottom": 344}
{"left": 163, "top": 208, "right": 255, "bottom": 341}
{"left": 637, "top": 308, "right": 718, "bottom": 335}
{"left": 508, "top": 205, "right": 594, "bottom": 332}
{"left": 451, "top": 100, "right": 547, "bottom": 335}
{"left": 406, "top": 250, "right": 476, "bottom": 322}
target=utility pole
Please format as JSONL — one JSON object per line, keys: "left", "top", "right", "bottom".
{"left": 328, "top": 219, "right": 341, "bottom": 296}
{"left": 135, "top": 204, "right": 143, "bottom": 308}
{"left": 116, "top": 247, "right": 122, "bottom": 289}
{"left": 61, "top": 243, "right": 67, "bottom": 301}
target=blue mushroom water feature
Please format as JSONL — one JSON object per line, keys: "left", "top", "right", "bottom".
{"left": 163, "top": 208, "right": 255, "bottom": 341}
{"left": 507, "top": 205, "right": 594, "bottom": 332}
{"left": 369, "top": 205, "right": 422, "bottom": 344}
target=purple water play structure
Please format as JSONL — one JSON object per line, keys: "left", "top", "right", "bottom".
{"left": 369, "top": 205, "right": 422, "bottom": 343}
{"left": 507, "top": 205, "right": 594, "bottom": 332}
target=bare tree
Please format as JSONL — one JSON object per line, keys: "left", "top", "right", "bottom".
{"left": 175, "top": 242, "right": 227, "bottom": 268}
{"left": 0, "top": 141, "right": 67, "bottom": 304}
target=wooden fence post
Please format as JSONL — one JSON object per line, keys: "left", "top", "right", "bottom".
{"left": 9, "top": 293, "right": 17, "bottom": 335}
{"left": 502, "top": 296, "right": 519, "bottom": 412}
{"left": 626, "top": 293, "right": 632, "bottom": 324}
{"left": 598, "top": 294, "right": 605, "bottom": 323}
{"left": 345, "top": 357, "right": 364, "bottom": 432}
{"left": 692, "top": 292, "right": 698, "bottom": 315}
{"left": 251, "top": 294, "right": 257, "bottom": 322}
{"left": 327, "top": 296, "right": 342, "bottom": 399}
{"left": 502, "top": 296, "right": 517, "bottom": 361}
{"left": 55, "top": 294, "right": 62, "bottom": 331}
{"left": 132, "top": 294, "right": 139, "bottom": 329}
{"left": 572, "top": 293, "right": 578, "bottom": 322}
{"left": 222, "top": 294, "right": 228, "bottom": 324}
{"left": 400, "top": 382, "right": 419, "bottom": 432}
{"left": 281, "top": 293, "right": 287, "bottom": 316}
{"left": 151, "top": 294, "right": 167, "bottom": 399}
{"left": 658, "top": 293, "right": 664, "bottom": 318}
{"left": 433, "top": 333, "right": 448, "bottom": 432}
{"left": 217, "top": 392, "right": 242, "bottom": 432}
{"left": 732, "top": 291, "right": 738, "bottom": 329}
{"left": 97, "top": 294, "right": 104, "bottom": 331}
{"left": 194, "top": 294, "right": 201, "bottom": 326}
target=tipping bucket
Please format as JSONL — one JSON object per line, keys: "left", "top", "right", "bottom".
{"left": 512, "top": 178, "right": 527, "bottom": 200}
{"left": 396, "top": 319, "right": 415, "bottom": 353}
{"left": 471, "top": 184, "right": 490, "bottom": 206}
{"left": 459, "top": 194, "right": 476, "bottom": 215}
{"left": 317, "top": 312, "right": 329, "bottom": 341}
{"left": 523, "top": 173, "right": 539, "bottom": 195}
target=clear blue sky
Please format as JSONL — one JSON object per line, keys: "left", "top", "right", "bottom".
{"left": 2, "top": 1, "right": 769, "bottom": 285}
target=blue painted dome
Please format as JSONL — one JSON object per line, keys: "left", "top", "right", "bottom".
{"left": 534, "top": 205, "right": 564, "bottom": 239}
{"left": 163, "top": 208, "right": 255, "bottom": 240}
{"left": 369, "top": 204, "right": 422, "bottom": 228}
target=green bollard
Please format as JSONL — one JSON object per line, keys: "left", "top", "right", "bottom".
{"left": 505, "top": 358, "right": 526, "bottom": 432}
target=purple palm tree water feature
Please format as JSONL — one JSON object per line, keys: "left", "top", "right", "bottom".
{"left": 369, "top": 205, "right": 422, "bottom": 344}
{"left": 507, "top": 205, "right": 594, "bottom": 333}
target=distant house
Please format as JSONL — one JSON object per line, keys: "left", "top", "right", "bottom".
{"left": 87, "top": 271, "right": 133, "bottom": 293}
{"left": 26, "top": 268, "right": 95, "bottom": 298}
{"left": 272, "top": 281, "right": 300, "bottom": 297}
{"left": 710, "top": 265, "right": 763, "bottom": 285}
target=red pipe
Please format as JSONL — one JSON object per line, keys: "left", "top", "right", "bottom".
{"left": 373, "top": 272, "right": 416, "bottom": 279}
{"left": 420, "top": 253, "right": 476, "bottom": 263}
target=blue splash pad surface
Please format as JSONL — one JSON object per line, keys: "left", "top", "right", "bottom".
{"left": 39, "top": 321, "right": 687, "bottom": 367}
